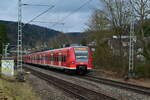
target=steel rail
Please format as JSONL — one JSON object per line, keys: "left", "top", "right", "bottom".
{"left": 83, "top": 76, "right": 150, "bottom": 96}
{"left": 25, "top": 67, "right": 117, "bottom": 100}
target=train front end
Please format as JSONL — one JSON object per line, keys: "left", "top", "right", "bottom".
{"left": 70, "top": 46, "right": 92, "bottom": 74}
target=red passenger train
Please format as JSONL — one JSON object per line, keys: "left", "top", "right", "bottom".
{"left": 23, "top": 46, "right": 93, "bottom": 74}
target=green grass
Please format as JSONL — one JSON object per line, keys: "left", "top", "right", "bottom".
{"left": 0, "top": 75, "right": 41, "bottom": 100}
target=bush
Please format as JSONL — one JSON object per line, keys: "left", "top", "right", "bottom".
{"left": 135, "top": 62, "right": 150, "bottom": 78}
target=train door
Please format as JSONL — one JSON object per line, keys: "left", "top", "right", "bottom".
{"left": 45, "top": 54, "right": 48, "bottom": 65}
{"left": 58, "top": 52, "right": 62, "bottom": 66}
{"left": 66, "top": 50, "right": 70, "bottom": 67}
{"left": 35, "top": 55, "right": 37, "bottom": 64}
{"left": 55, "top": 53, "right": 58, "bottom": 66}
{"left": 50, "top": 53, "right": 53, "bottom": 65}
{"left": 39, "top": 55, "right": 42, "bottom": 64}
{"left": 62, "top": 53, "right": 67, "bottom": 67}
{"left": 43, "top": 54, "right": 45, "bottom": 65}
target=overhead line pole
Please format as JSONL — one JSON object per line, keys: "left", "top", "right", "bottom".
{"left": 16, "top": 1, "right": 55, "bottom": 80}
{"left": 17, "top": 0, "right": 23, "bottom": 72}
{"left": 128, "top": 1, "right": 135, "bottom": 78}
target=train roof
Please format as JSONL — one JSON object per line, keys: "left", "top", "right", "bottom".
{"left": 24, "top": 46, "right": 88, "bottom": 56}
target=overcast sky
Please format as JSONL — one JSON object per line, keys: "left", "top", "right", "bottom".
{"left": 0, "top": 0, "right": 103, "bottom": 32}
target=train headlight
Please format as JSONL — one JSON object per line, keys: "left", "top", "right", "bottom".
{"left": 71, "top": 61, "right": 75, "bottom": 64}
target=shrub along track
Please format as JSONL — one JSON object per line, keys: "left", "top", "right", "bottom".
{"left": 25, "top": 67, "right": 117, "bottom": 100}
{"left": 81, "top": 75, "right": 150, "bottom": 96}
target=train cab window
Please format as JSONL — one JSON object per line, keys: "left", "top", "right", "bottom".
{"left": 74, "top": 47, "right": 88, "bottom": 61}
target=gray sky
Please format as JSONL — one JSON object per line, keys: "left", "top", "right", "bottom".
{"left": 0, "top": 0, "right": 102, "bottom": 32}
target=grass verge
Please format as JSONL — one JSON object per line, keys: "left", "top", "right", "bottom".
{"left": 0, "top": 74, "right": 41, "bottom": 100}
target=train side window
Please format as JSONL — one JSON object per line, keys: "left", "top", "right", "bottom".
{"left": 44, "top": 56, "right": 46, "bottom": 60}
{"left": 49, "top": 55, "right": 52, "bottom": 61}
{"left": 52, "top": 55, "right": 54, "bottom": 61}
{"left": 43, "top": 56, "right": 44, "bottom": 60}
{"left": 50, "top": 55, "right": 52, "bottom": 61}
{"left": 64, "top": 56, "right": 66, "bottom": 62}
{"left": 51, "top": 55, "right": 53, "bottom": 61}
{"left": 62, "top": 55, "right": 66, "bottom": 62}
{"left": 55, "top": 55, "right": 56, "bottom": 62}
{"left": 58, "top": 55, "right": 61, "bottom": 61}
{"left": 56, "top": 55, "right": 58, "bottom": 62}
{"left": 53, "top": 55, "right": 56, "bottom": 61}
{"left": 49, "top": 55, "right": 51, "bottom": 61}
{"left": 55, "top": 55, "right": 57, "bottom": 62}
{"left": 56, "top": 55, "right": 57, "bottom": 62}
{"left": 42, "top": 56, "right": 43, "bottom": 60}
{"left": 46, "top": 56, "right": 48, "bottom": 60}
{"left": 61, "top": 55, "right": 64, "bottom": 62}
{"left": 40, "top": 55, "right": 42, "bottom": 60}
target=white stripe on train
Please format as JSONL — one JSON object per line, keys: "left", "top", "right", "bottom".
{"left": 26, "top": 62, "right": 92, "bottom": 70}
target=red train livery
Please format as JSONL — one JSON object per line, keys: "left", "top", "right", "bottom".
{"left": 23, "top": 46, "right": 93, "bottom": 74}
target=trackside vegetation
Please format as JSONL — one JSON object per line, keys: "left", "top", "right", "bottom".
{"left": 0, "top": 22, "right": 8, "bottom": 56}
{"left": 86, "top": 0, "right": 150, "bottom": 78}
{"left": 0, "top": 75, "right": 41, "bottom": 100}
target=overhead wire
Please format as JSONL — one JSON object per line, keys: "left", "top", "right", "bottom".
{"left": 22, "top": 4, "right": 51, "bottom": 7}
{"left": 51, "top": 0, "right": 93, "bottom": 27}
{"left": 23, "top": 5, "right": 55, "bottom": 27}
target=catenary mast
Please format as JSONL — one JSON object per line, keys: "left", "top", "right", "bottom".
{"left": 17, "top": 0, "right": 23, "bottom": 72}
{"left": 128, "top": 0, "right": 135, "bottom": 77}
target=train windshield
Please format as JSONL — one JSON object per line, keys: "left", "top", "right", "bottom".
{"left": 74, "top": 47, "right": 88, "bottom": 61}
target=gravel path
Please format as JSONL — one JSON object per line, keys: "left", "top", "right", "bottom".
{"left": 25, "top": 65, "right": 150, "bottom": 100}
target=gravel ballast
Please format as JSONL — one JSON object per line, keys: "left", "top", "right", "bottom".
{"left": 25, "top": 65, "right": 150, "bottom": 100}
{"left": 27, "top": 74, "right": 76, "bottom": 100}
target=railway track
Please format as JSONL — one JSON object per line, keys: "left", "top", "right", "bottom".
{"left": 25, "top": 67, "right": 117, "bottom": 100}
{"left": 82, "top": 75, "right": 150, "bottom": 96}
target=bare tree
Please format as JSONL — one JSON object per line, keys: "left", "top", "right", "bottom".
{"left": 100, "top": 0, "right": 131, "bottom": 70}
{"left": 86, "top": 9, "right": 115, "bottom": 69}
{"left": 86, "top": 9, "right": 109, "bottom": 41}
{"left": 47, "top": 33, "right": 70, "bottom": 49}
{"left": 102, "top": 0, "right": 131, "bottom": 55}
{"left": 130, "top": 0, "right": 150, "bottom": 54}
